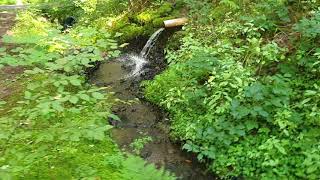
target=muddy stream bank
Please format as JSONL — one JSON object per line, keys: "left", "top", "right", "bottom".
{"left": 89, "top": 30, "right": 215, "bottom": 179}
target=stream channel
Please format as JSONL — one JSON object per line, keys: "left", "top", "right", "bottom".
{"left": 89, "top": 28, "right": 215, "bottom": 179}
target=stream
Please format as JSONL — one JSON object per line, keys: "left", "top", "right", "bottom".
{"left": 90, "top": 29, "right": 214, "bottom": 179}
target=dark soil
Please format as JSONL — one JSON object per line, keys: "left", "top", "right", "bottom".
{"left": 90, "top": 30, "right": 216, "bottom": 180}
{"left": 0, "top": 11, "right": 15, "bottom": 46}
{"left": 0, "top": 66, "right": 25, "bottom": 99}
{"left": 0, "top": 10, "right": 24, "bottom": 100}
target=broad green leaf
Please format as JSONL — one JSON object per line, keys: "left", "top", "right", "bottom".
{"left": 51, "top": 101, "right": 64, "bottom": 112}
{"left": 92, "top": 92, "right": 104, "bottom": 100}
{"left": 108, "top": 114, "right": 120, "bottom": 121}
{"left": 69, "top": 78, "right": 82, "bottom": 86}
{"left": 69, "top": 96, "right": 79, "bottom": 104}
{"left": 25, "top": 91, "right": 32, "bottom": 99}
{"left": 79, "top": 94, "right": 90, "bottom": 101}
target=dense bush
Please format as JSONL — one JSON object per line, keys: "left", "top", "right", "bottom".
{"left": 145, "top": 0, "right": 320, "bottom": 178}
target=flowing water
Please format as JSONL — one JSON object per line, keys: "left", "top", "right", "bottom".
{"left": 140, "top": 28, "right": 165, "bottom": 58}
{"left": 123, "top": 28, "right": 165, "bottom": 79}
{"left": 122, "top": 54, "right": 147, "bottom": 78}
{"left": 90, "top": 29, "right": 215, "bottom": 179}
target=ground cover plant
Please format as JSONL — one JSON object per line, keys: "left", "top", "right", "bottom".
{"left": 144, "top": 0, "right": 320, "bottom": 179}
{"left": 0, "top": 1, "right": 175, "bottom": 179}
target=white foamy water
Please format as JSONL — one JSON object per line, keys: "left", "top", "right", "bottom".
{"left": 123, "top": 28, "right": 165, "bottom": 78}
{"left": 124, "top": 54, "right": 147, "bottom": 78}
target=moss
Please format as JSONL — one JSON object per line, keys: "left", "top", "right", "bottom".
{"left": 129, "top": 3, "right": 176, "bottom": 37}
{"left": 111, "top": 16, "right": 130, "bottom": 31}
{"left": 173, "top": 0, "right": 186, "bottom": 9}
{"left": 136, "top": 11, "right": 155, "bottom": 24}
{"left": 157, "top": 2, "right": 173, "bottom": 15}
{"left": 118, "top": 24, "right": 144, "bottom": 41}
{"left": 105, "top": 2, "right": 183, "bottom": 42}
{"left": 0, "top": 74, "right": 29, "bottom": 116}
{"left": 152, "top": 16, "right": 176, "bottom": 27}
{"left": 135, "top": 2, "right": 173, "bottom": 25}
{"left": 25, "top": 139, "right": 121, "bottom": 179}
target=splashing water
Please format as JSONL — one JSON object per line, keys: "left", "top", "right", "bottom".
{"left": 140, "top": 28, "right": 165, "bottom": 58}
{"left": 124, "top": 28, "right": 165, "bottom": 78}
{"left": 124, "top": 54, "right": 147, "bottom": 78}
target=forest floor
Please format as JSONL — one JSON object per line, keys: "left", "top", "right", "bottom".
{"left": 0, "top": 11, "right": 24, "bottom": 100}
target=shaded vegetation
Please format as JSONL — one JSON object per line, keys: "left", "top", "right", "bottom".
{"left": 2, "top": 0, "right": 320, "bottom": 179}
{"left": 145, "top": 0, "right": 320, "bottom": 179}
{"left": 0, "top": 1, "right": 176, "bottom": 179}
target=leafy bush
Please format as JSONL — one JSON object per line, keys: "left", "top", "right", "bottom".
{"left": 144, "top": 0, "right": 320, "bottom": 179}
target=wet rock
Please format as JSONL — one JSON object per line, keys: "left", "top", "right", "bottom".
{"left": 141, "top": 151, "right": 151, "bottom": 158}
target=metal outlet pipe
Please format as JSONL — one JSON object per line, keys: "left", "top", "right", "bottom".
{"left": 163, "top": 18, "right": 188, "bottom": 28}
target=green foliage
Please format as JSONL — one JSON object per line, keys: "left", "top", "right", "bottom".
{"left": 0, "top": 70, "right": 117, "bottom": 178}
{"left": 1, "top": 12, "right": 120, "bottom": 74}
{"left": 144, "top": 0, "right": 320, "bottom": 179}
{"left": 105, "top": 2, "right": 177, "bottom": 41}
{"left": 118, "top": 24, "right": 145, "bottom": 41}
{"left": 0, "top": 6, "right": 175, "bottom": 179}
{"left": 23, "top": 0, "right": 128, "bottom": 23}
{"left": 0, "top": 0, "right": 16, "bottom": 5}
{"left": 119, "top": 155, "right": 175, "bottom": 180}
{"left": 25, "top": 0, "right": 179, "bottom": 42}
{"left": 135, "top": 2, "right": 173, "bottom": 24}
{"left": 130, "top": 136, "right": 153, "bottom": 155}
{"left": 293, "top": 10, "right": 320, "bottom": 76}
{"left": 0, "top": 9, "right": 117, "bottom": 178}
{"left": 294, "top": 9, "right": 320, "bottom": 38}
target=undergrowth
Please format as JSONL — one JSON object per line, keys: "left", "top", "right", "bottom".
{"left": 144, "top": 0, "right": 320, "bottom": 179}
{"left": 24, "top": 0, "right": 183, "bottom": 42}
{"left": 0, "top": 4, "right": 175, "bottom": 179}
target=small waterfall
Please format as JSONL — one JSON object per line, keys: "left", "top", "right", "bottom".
{"left": 125, "top": 28, "right": 165, "bottom": 78}
{"left": 140, "top": 28, "right": 165, "bottom": 58}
